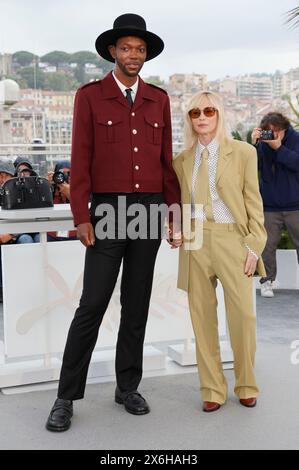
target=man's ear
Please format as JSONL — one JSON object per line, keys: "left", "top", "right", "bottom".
{"left": 108, "top": 45, "right": 116, "bottom": 59}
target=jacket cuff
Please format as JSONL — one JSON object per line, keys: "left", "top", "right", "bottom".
{"left": 73, "top": 216, "right": 91, "bottom": 227}
{"left": 245, "top": 244, "right": 259, "bottom": 260}
{"left": 243, "top": 233, "right": 264, "bottom": 258}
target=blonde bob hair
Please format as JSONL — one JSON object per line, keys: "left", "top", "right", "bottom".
{"left": 184, "top": 91, "right": 230, "bottom": 149}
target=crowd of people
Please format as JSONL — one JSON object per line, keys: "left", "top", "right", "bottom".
{"left": 0, "top": 157, "right": 76, "bottom": 301}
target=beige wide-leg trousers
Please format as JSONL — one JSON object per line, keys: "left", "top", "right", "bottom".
{"left": 188, "top": 220, "right": 259, "bottom": 404}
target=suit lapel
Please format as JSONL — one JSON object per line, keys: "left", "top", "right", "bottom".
{"left": 132, "top": 78, "right": 157, "bottom": 112}
{"left": 182, "top": 144, "right": 197, "bottom": 193}
{"left": 101, "top": 72, "right": 160, "bottom": 111}
{"left": 215, "top": 140, "right": 233, "bottom": 184}
{"left": 100, "top": 72, "right": 130, "bottom": 109}
{"left": 132, "top": 89, "right": 145, "bottom": 112}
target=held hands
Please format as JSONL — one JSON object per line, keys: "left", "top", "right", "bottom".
{"left": 77, "top": 223, "right": 95, "bottom": 247}
{"left": 78, "top": 222, "right": 183, "bottom": 249}
{"left": 166, "top": 222, "right": 183, "bottom": 249}
{"left": 244, "top": 251, "right": 258, "bottom": 277}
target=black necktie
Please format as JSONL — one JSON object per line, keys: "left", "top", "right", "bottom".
{"left": 125, "top": 88, "right": 133, "bottom": 107}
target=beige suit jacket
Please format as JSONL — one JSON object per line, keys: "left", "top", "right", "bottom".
{"left": 172, "top": 139, "right": 267, "bottom": 292}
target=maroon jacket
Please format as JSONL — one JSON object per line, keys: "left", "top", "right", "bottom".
{"left": 70, "top": 71, "right": 180, "bottom": 226}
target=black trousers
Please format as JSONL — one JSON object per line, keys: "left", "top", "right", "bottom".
{"left": 58, "top": 192, "right": 164, "bottom": 400}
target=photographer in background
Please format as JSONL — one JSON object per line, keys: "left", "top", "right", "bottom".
{"left": 15, "top": 164, "right": 38, "bottom": 178}
{"left": 13, "top": 156, "right": 39, "bottom": 243}
{"left": 45, "top": 159, "right": 77, "bottom": 242}
{"left": 0, "top": 161, "right": 17, "bottom": 301}
{"left": 252, "top": 112, "right": 299, "bottom": 297}
{"left": 13, "top": 156, "right": 35, "bottom": 176}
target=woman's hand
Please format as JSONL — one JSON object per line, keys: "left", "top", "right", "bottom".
{"left": 244, "top": 251, "right": 258, "bottom": 277}
{"left": 166, "top": 222, "right": 183, "bottom": 249}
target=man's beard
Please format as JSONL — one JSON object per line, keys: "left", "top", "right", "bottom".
{"left": 116, "top": 59, "right": 143, "bottom": 77}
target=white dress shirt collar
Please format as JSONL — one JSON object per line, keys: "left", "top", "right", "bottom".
{"left": 198, "top": 138, "right": 219, "bottom": 156}
{"left": 112, "top": 71, "right": 139, "bottom": 101}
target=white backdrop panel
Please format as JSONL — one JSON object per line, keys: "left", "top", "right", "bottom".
{"left": 2, "top": 241, "right": 227, "bottom": 358}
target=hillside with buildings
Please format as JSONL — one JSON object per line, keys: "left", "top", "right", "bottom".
{"left": 1, "top": 52, "right": 299, "bottom": 154}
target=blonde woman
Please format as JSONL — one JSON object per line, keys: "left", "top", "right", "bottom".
{"left": 172, "top": 91, "right": 267, "bottom": 412}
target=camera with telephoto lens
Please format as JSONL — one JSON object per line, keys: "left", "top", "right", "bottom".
{"left": 260, "top": 129, "right": 274, "bottom": 140}
{"left": 52, "top": 170, "right": 70, "bottom": 185}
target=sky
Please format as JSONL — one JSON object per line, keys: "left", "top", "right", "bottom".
{"left": 1, "top": 0, "right": 299, "bottom": 81}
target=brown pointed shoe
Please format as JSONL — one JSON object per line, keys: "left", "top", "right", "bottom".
{"left": 239, "top": 397, "right": 257, "bottom": 408}
{"left": 203, "top": 401, "right": 221, "bottom": 412}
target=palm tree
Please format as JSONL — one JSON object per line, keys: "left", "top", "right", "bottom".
{"left": 285, "top": 6, "right": 299, "bottom": 28}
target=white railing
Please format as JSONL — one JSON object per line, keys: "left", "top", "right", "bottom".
{"left": 0, "top": 143, "right": 71, "bottom": 169}
{"left": 0, "top": 143, "right": 70, "bottom": 155}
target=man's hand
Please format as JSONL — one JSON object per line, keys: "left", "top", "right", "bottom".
{"left": 47, "top": 171, "right": 54, "bottom": 183}
{"left": 166, "top": 222, "right": 183, "bottom": 249}
{"left": 0, "top": 234, "right": 13, "bottom": 244}
{"left": 251, "top": 128, "right": 262, "bottom": 146}
{"left": 77, "top": 223, "right": 95, "bottom": 247}
{"left": 244, "top": 251, "right": 258, "bottom": 277}
{"left": 263, "top": 129, "right": 284, "bottom": 150}
{"left": 58, "top": 182, "right": 70, "bottom": 199}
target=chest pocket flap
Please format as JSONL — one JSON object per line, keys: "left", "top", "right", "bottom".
{"left": 144, "top": 116, "right": 165, "bottom": 145}
{"left": 96, "top": 114, "right": 123, "bottom": 143}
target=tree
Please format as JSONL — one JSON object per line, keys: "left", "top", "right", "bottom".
{"left": 97, "top": 57, "right": 114, "bottom": 76}
{"left": 7, "top": 74, "right": 27, "bottom": 89}
{"left": 285, "top": 6, "right": 299, "bottom": 28}
{"left": 231, "top": 128, "right": 253, "bottom": 143}
{"left": 145, "top": 76, "right": 165, "bottom": 87}
{"left": 231, "top": 130, "right": 243, "bottom": 141}
{"left": 40, "top": 51, "right": 70, "bottom": 67}
{"left": 44, "top": 72, "right": 78, "bottom": 91}
{"left": 74, "top": 64, "right": 86, "bottom": 84}
{"left": 18, "top": 66, "right": 45, "bottom": 88}
{"left": 69, "top": 51, "right": 98, "bottom": 65}
{"left": 12, "top": 51, "right": 36, "bottom": 67}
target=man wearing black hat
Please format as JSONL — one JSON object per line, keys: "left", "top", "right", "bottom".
{"left": 46, "top": 13, "right": 180, "bottom": 432}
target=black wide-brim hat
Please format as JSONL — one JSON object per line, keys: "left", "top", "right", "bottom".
{"left": 95, "top": 13, "right": 164, "bottom": 63}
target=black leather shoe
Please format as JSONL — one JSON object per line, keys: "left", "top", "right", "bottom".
{"left": 46, "top": 398, "right": 73, "bottom": 432}
{"left": 115, "top": 388, "right": 150, "bottom": 415}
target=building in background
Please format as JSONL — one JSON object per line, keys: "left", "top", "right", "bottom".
{"left": 0, "top": 78, "right": 20, "bottom": 143}
{"left": 236, "top": 75, "right": 273, "bottom": 101}
{"left": 0, "top": 54, "right": 12, "bottom": 78}
{"left": 169, "top": 73, "right": 208, "bottom": 94}
{"left": 1, "top": 65, "right": 299, "bottom": 155}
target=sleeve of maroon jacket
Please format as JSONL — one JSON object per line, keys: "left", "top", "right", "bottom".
{"left": 161, "top": 94, "right": 181, "bottom": 207}
{"left": 70, "top": 87, "right": 94, "bottom": 226}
